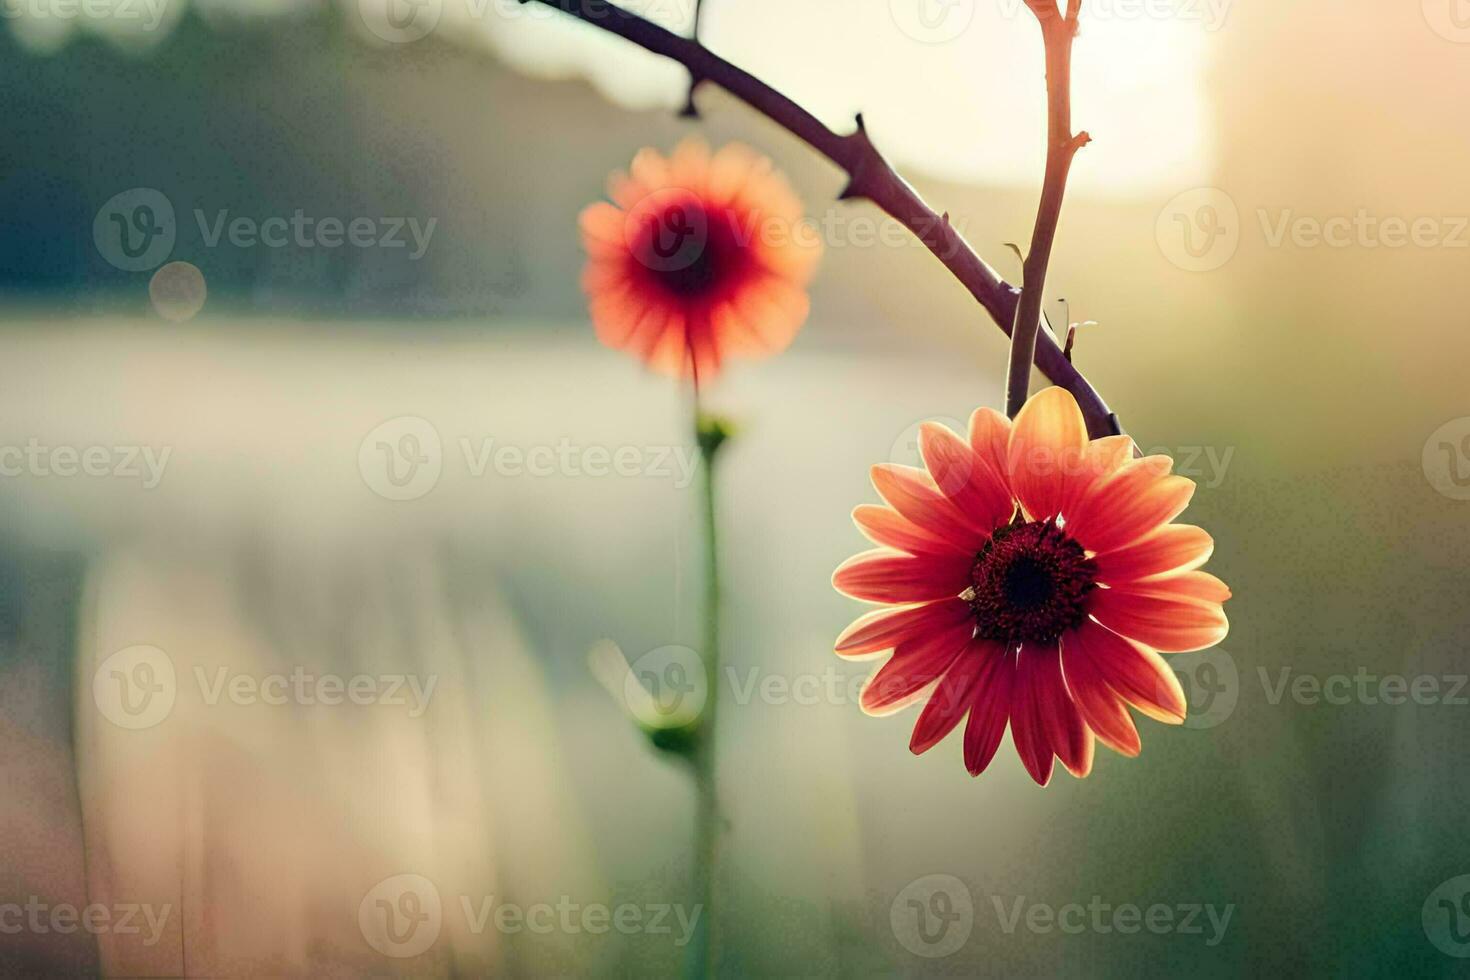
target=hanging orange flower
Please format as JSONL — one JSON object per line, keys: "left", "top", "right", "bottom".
{"left": 579, "top": 140, "right": 821, "bottom": 384}
{"left": 832, "top": 387, "right": 1230, "bottom": 784}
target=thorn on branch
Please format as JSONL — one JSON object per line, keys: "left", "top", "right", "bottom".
{"left": 1003, "top": 241, "right": 1026, "bottom": 276}
{"left": 837, "top": 114, "right": 878, "bottom": 202}
{"left": 519, "top": 0, "right": 1122, "bottom": 438}
{"left": 1063, "top": 318, "right": 1098, "bottom": 362}
{"left": 680, "top": 76, "right": 705, "bottom": 118}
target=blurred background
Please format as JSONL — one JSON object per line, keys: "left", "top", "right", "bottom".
{"left": 3, "top": 0, "right": 1470, "bottom": 975}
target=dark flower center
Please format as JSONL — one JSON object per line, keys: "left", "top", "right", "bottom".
{"left": 969, "top": 517, "right": 1096, "bottom": 644}
{"left": 659, "top": 241, "right": 718, "bottom": 296}
{"left": 628, "top": 193, "right": 740, "bottom": 299}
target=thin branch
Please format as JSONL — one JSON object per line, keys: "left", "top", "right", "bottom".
{"left": 523, "top": 0, "right": 1123, "bottom": 439}
{"left": 679, "top": 0, "right": 706, "bottom": 118}
{"left": 1006, "top": 0, "right": 1090, "bottom": 418}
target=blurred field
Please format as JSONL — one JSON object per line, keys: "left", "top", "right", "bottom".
{"left": 0, "top": 318, "right": 1464, "bottom": 975}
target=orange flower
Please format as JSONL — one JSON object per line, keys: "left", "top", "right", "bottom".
{"left": 832, "top": 387, "right": 1230, "bottom": 785}
{"left": 579, "top": 140, "right": 820, "bottom": 385}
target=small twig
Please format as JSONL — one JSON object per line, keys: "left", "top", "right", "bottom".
{"left": 520, "top": 0, "right": 1123, "bottom": 439}
{"left": 679, "top": 0, "right": 706, "bottom": 118}
{"left": 1006, "top": 0, "right": 1090, "bottom": 418}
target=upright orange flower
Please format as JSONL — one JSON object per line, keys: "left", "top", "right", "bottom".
{"left": 832, "top": 387, "right": 1230, "bottom": 784}
{"left": 579, "top": 140, "right": 820, "bottom": 385}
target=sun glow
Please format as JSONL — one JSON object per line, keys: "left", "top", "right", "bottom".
{"left": 478, "top": 0, "right": 1217, "bottom": 195}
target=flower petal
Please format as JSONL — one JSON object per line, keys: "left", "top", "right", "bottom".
{"left": 909, "top": 644, "right": 988, "bottom": 754}
{"left": 1009, "top": 642, "right": 1058, "bottom": 785}
{"left": 963, "top": 640, "right": 1014, "bottom": 776}
{"left": 1093, "top": 524, "right": 1215, "bottom": 584}
{"left": 725, "top": 276, "right": 810, "bottom": 357}
{"left": 1031, "top": 644, "right": 1094, "bottom": 778}
{"left": 871, "top": 464, "right": 989, "bottom": 551}
{"left": 919, "top": 422, "right": 1014, "bottom": 533}
{"left": 1068, "top": 458, "right": 1194, "bottom": 555}
{"left": 1089, "top": 586, "right": 1229, "bottom": 653}
{"left": 832, "top": 549, "right": 972, "bottom": 604}
{"left": 852, "top": 505, "right": 964, "bottom": 557}
{"left": 1121, "top": 570, "right": 1232, "bottom": 604}
{"left": 628, "top": 146, "right": 673, "bottom": 194}
{"left": 585, "top": 142, "right": 818, "bottom": 385}
{"left": 968, "top": 406, "right": 1012, "bottom": 478}
{"left": 578, "top": 202, "right": 627, "bottom": 257}
{"left": 834, "top": 598, "right": 973, "bottom": 658}
{"left": 1007, "top": 387, "right": 1088, "bottom": 522}
{"left": 669, "top": 138, "right": 712, "bottom": 188}
{"left": 587, "top": 283, "right": 653, "bottom": 350}
{"left": 1060, "top": 627, "right": 1142, "bottom": 756}
{"left": 1067, "top": 617, "right": 1186, "bottom": 723}
{"left": 1060, "top": 435, "right": 1137, "bottom": 517}
{"left": 859, "top": 619, "right": 975, "bottom": 716}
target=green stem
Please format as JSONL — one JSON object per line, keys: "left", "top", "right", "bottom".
{"left": 689, "top": 403, "right": 728, "bottom": 978}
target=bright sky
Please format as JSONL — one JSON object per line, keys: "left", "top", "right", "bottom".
{"left": 8, "top": 0, "right": 1217, "bottom": 193}
{"left": 479, "top": 0, "right": 1219, "bottom": 195}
